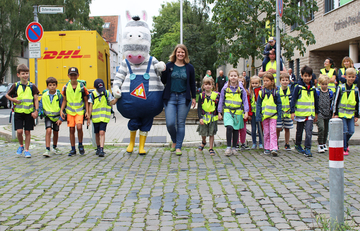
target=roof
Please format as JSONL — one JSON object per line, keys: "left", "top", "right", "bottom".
{"left": 90, "top": 15, "right": 119, "bottom": 43}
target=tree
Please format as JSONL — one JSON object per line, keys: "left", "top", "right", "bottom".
{"left": 151, "top": 0, "right": 218, "bottom": 82}
{"left": 206, "top": 0, "right": 318, "bottom": 75}
{"left": 0, "top": 0, "right": 104, "bottom": 82}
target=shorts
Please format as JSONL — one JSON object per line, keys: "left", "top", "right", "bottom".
{"left": 197, "top": 121, "right": 218, "bottom": 136}
{"left": 14, "top": 112, "right": 34, "bottom": 131}
{"left": 93, "top": 122, "right": 107, "bottom": 133}
{"left": 45, "top": 116, "right": 60, "bottom": 131}
{"left": 67, "top": 114, "right": 84, "bottom": 127}
{"left": 276, "top": 117, "right": 294, "bottom": 129}
{"left": 223, "top": 112, "right": 243, "bottom": 130}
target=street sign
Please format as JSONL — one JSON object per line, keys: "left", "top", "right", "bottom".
{"left": 38, "top": 5, "right": 64, "bottom": 14}
{"left": 278, "top": 0, "right": 283, "bottom": 17}
{"left": 29, "top": 42, "right": 41, "bottom": 50}
{"left": 29, "top": 50, "right": 41, "bottom": 59}
{"left": 25, "top": 22, "right": 43, "bottom": 43}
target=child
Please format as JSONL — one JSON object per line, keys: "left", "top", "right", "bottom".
{"left": 218, "top": 69, "right": 249, "bottom": 156}
{"left": 333, "top": 68, "right": 359, "bottom": 155}
{"left": 60, "top": 67, "right": 89, "bottom": 156}
{"left": 276, "top": 73, "right": 293, "bottom": 151}
{"left": 262, "top": 37, "right": 283, "bottom": 71}
{"left": 87, "top": 79, "right": 117, "bottom": 157}
{"left": 249, "top": 76, "right": 263, "bottom": 149}
{"left": 338, "top": 56, "right": 359, "bottom": 84}
{"left": 291, "top": 65, "right": 319, "bottom": 157}
{"left": 238, "top": 76, "right": 250, "bottom": 150}
{"left": 197, "top": 77, "right": 221, "bottom": 156}
{"left": 256, "top": 72, "right": 282, "bottom": 156}
{"left": 320, "top": 58, "right": 337, "bottom": 93}
{"left": 5, "top": 64, "right": 40, "bottom": 158}
{"left": 316, "top": 74, "right": 334, "bottom": 153}
{"left": 39, "top": 77, "right": 63, "bottom": 157}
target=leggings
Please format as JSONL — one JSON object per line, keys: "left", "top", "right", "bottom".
{"left": 226, "top": 126, "right": 239, "bottom": 147}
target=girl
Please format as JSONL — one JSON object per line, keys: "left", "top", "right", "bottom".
{"left": 218, "top": 69, "right": 249, "bottom": 156}
{"left": 249, "top": 76, "right": 263, "bottom": 149}
{"left": 197, "top": 77, "right": 221, "bottom": 156}
{"left": 256, "top": 72, "right": 282, "bottom": 156}
{"left": 338, "top": 56, "right": 359, "bottom": 84}
{"left": 237, "top": 76, "right": 250, "bottom": 150}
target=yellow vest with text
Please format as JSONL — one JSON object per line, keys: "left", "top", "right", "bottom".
{"left": 91, "top": 90, "right": 111, "bottom": 123}
{"left": 65, "top": 81, "right": 84, "bottom": 116}
{"left": 14, "top": 82, "right": 34, "bottom": 114}
{"left": 223, "top": 87, "right": 243, "bottom": 115}
{"left": 295, "top": 85, "right": 315, "bottom": 118}
{"left": 259, "top": 89, "right": 277, "bottom": 120}
{"left": 265, "top": 61, "right": 278, "bottom": 83}
{"left": 279, "top": 87, "right": 291, "bottom": 118}
{"left": 338, "top": 84, "right": 357, "bottom": 119}
{"left": 200, "top": 92, "right": 218, "bottom": 124}
{"left": 42, "top": 91, "right": 61, "bottom": 122}
{"left": 320, "top": 68, "right": 336, "bottom": 92}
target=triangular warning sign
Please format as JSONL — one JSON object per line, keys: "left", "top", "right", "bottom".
{"left": 130, "top": 83, "right": 147, "bottom": 100}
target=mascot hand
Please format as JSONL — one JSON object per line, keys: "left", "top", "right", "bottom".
{"left": 155, "top": 61, "right": 166, "bottom": 72}
{"left": 113, "top": 86, "right": 122, "bottom": 99}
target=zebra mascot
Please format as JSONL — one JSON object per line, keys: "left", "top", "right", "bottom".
{"left": 113, "top": 11, "right": 165, "bottom": 155}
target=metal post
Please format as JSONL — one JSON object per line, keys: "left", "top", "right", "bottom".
{"left": 328, "top": 118, "right": 344, "bottom": 230}
{"left": 180, "top": 0, "right": 183, "bottom": 44}
{"left": 90, "top": 122, "right": 96, "bottom": 147}
{"left": 12, "top": 113, "right": 16, "bottom": 140}
{"left": 275, "top": 0, "right": 280, "bottom": 86}
{"left": 33, "top": 5, "right": 38, "bottom": 87}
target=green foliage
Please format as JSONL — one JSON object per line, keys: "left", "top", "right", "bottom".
{"left": 206, "top": 0, "right": 318, "bottom": 74}
{"left": 151, "top": 0, "right": 218, "bottom": 81}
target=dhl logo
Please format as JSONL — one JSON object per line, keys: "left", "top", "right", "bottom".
{"left": 39, "top": 50, "right": 91, "bottom": 60}
{"left": 98, "top": 51, "right": 104, "bottom": 62}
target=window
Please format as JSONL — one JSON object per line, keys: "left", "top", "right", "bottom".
{"left": 103, "top": 22, "right": 110, "bottom": 29}
{"left": 325, "top": 0, "right": 353, "bottom": 13}
{"left": 291, "top": 0, "right": 314, "bottom": 30}
{"left": 289, "top": 60, "right": 294, "bottom": 71}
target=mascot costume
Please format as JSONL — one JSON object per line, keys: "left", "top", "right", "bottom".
{"left": 113, "top": 11, "right": 165, "bottom": 155}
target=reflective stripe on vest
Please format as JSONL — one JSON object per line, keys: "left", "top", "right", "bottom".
{"left": 14, "top": 82, "right": 34, "bottom": 114}
{"left": 251, "top": 94, "right": 256, "bottom": 113}
{"left": 223, "top": 87, "right": 243, "bottom": 115}
{"left": 259, "top": 90, "right": 277, "bottom": 120}
{"left": 321, "top": 68, "right": 336, "bottom": 92}
{"left": 338, "top": 84, "right": 357, "bottom": 119}
{"left": 279, "top": 87, "right": 291, "bottom": 118}
{"left": 66, "top": 81, "right": 84, "bottom": 116}
{"left": 265, "top": 61, "right": 277, "bottom": 83}
{"left": 92, "top": 90, "right": 111, "bottom": 123}
{"left": 294, "top": 85, "right": 315, "bottom": 119}
{"left": 200, "top": 92, "right": 219, "bottom": 124}
{"left": 42, "top": 91, "right": 61, "bottom": 122}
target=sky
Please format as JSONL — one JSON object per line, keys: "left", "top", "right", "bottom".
{"left": 89, "top": 0, "right": 172, "bottom": 31}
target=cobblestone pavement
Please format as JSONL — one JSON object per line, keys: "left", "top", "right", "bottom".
{"left": 1, "top": 140, "right": 360, "bottom": 231}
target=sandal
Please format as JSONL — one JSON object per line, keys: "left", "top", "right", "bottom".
{"left": 209, "top": 149, "right": 215, "bottom": 156}
{"left": 198, "top": 141, "right": 206, "bottom": 151}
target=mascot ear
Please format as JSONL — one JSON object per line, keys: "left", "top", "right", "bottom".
{"left": 142, "top": 10, "right": 147, "bottom": 22}
{"left": 126, "top": 10, "right": 132, "bottom": 21}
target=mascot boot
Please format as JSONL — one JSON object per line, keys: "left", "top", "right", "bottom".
{"left": 139, "top": 131, "right": 148, "bottom": 155}
{"left": 126, "top": 130, "right": 137, "bottom": 153}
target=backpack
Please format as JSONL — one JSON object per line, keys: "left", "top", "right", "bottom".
{"left": 259, "top": 87, "right": 276, "bottom": 100}
{"left": 14, "top": 81, "right": 34, "bottom": 96}
{"left": 316, "top": 88, "right": 334, "bottom": 99}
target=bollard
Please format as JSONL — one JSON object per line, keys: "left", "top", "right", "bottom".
{"left": 328, "top": 118, "right": 344, "bottom": 230}
{"left": 90, "top": 121, "right": 96, "bottom": 147}
{"left": 12, "top": 112, "right": 16, "bottom": 140}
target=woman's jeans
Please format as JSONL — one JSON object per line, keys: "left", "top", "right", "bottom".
{"left": 164, "top": 93, "right": 191, "bottom": 149}
{"left": 342, "top": 117, "right": 355, "bottom": 151}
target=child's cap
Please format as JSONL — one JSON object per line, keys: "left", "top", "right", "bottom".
{"left": 68, "top": 67, "right": 79, "bottom": 75}
{"left": 268, "top": 37, "right": 275, "bottom": 42}
{"left": 94, "top": 79, "right": 105, "bottom": 94}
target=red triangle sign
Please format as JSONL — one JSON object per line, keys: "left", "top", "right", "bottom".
{"left": 130, "top": 83, "right": 147, "bottom": 100}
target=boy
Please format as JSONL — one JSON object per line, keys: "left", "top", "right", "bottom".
{"left": 87, "top": 79, "right": 117, "bottom": 157}
{"left": 262, "top": 37, "right": 282, "bottom": 71}
{"left": 39, "top": 77, "right": 63, "bottom": 157}
{"left": 5, "top": 64, "right": 40, "bottom": 158}
{"left": 316, "top": 74, "right": 333, "bottom": 153}
{"left": 60, "top": 67, "right": 89, "bottom": 156}
{"left": 333, "top": 68, "right": 359, "bottom": 155}
{"left": 290, "top": 65, "right": 319, "bottom": 157}
{"left": 277, "top": 73, "right": 293, "bottom": 151}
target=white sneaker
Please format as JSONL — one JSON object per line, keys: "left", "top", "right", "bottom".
{"left": 318, "top": 145, "right": 325, "bottom": 153}
{"left": 323, "top": 144, "right": 328, "bottom": 151}
{"left": 53, "top": 147, "right": 61, "bottom": 154}
{"left": 43, "top": 149, "right": 50, "bottom": 157}
{"left": 231, "top": 148, "right": 238, "bottom": 156}
{"left": 225, "top": 147, "right": 232, "bottom": 156}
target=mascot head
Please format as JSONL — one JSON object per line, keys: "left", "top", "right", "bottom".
{"left": 123, "top": 11, "right": 150, "bottom": 65}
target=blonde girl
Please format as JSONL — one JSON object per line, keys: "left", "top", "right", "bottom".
{"left": 256, "top": 72, "right": 282, "bottom": 156}
{"left": 218, "top": 69, "right": 249, "bottom": 156}
{"left": 249, "top": 76, "right": 263, "bottom": 149}
{"left": 338, "top": 56, "right": 359, "bottom": 84}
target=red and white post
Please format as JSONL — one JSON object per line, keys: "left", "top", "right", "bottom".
{"left": 329, "top": 118, "right": 344, "bottom": 230}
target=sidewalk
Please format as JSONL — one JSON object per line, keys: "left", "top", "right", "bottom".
{"left": 1, "top": 110, "right": 360, "bottom": 148}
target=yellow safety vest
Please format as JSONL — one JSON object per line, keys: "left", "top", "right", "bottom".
{"left": 65, "top": 81, "right": 84, "bottom": 116}
{"left": 265, "top": 61, "right": 278, "bottom": 83}
{"left": 321, "top": 68, "right": 336, "bottom": 92}
{"left": 251, "top": 94, "right": 256, "bottom": 113}
{"left": 91, "top": 90, "right": 111, "bottom": 123}
{"left": 42, "top": 91, "right": 61, "bottom": 122}
{"left": 338, "top": 84, "right": 357, "bottom": 119}
{"left": 295, "top": 85, "right": 315, "bottom": 118}
{"left": 223, "top": 87, "right": 243, "bottom": 115}
{"left": 259, "top": 89, "right": 278, "bottom": 120}
{"left": 14, "top": 82, "right": 34, "bottom": 114}
{"left": 200, "top": 92, "right": 218, "bottom": 124}
{"left": 340, "top": 67, "right": 359, "bottom": 76}
{"left": 279, "top": 87, "right": 291, "bottom": 118}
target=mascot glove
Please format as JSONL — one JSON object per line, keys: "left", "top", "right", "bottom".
{"left": 113, "top": 86, "right": 122, "bottom": 99}
{"left": 154, "top": 61, "right": 166, "bottom": 72}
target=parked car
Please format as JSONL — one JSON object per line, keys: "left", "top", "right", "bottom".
{"left": 0, "top": 83, "right": 13, "bottom": 108}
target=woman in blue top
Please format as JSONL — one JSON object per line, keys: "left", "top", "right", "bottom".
{"left": 162, "top": 44, "right": 196, "bottom": 156}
